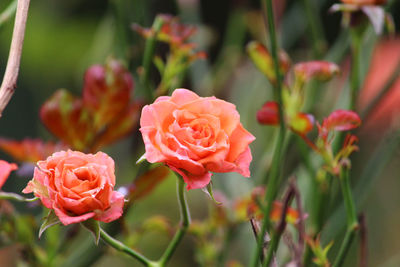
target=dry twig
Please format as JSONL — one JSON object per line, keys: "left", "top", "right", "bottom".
{"left": 0, "top": 0, "right": 30, "bottom": 116}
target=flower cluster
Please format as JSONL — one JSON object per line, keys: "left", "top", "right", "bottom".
{"left": 301, "top": 110, "right": 362, "bottom": 175}
{"left": 133, "top": 15, "right": 207, "bottom": 95}
{"left": 249, "top": 41, "right": 339, "bottom": 137}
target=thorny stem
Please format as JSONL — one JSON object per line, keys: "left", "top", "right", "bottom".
{"left": 158, "top": 176, "right": 190, "bottom": 266}
{"left": 0, "top": 0, "right": 30, "bottom": 116}
{"left": 251, "top": 0, "right": 286, "bottom": 266}
{"left": 333, "top": 167, "right": 359, "bottom": 267}
{"left": 99, "top": 228, "right": 152, "bottom": 266}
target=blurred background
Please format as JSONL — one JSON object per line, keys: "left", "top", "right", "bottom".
{"left": 1, "top": 0, "right": 400, "bottom": 266}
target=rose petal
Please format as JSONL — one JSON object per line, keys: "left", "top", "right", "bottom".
{"left": 226, "top": 124, "right": 256, "bottom": 163}
{"left": 205, "top": 147, "right": 253, "bottom": 177}
{"left": 53, "top": 204, "right": 96, "bottom": 225}
{"left": 170, "top": 88, "right": 200, "bottom": 106}
{"left": 143, "top": 130, "right": 206, "bottom": 175}
{"left": 95, "top": 191, "right": 124, "bottom": 223}
{"left": 56, "top": 193, "right": 104, "bottom": 215}
{"left": 168, "top": 165, "right": 212, "bottom": 190}
{"left": 180, "top": 98, "right": 240, "bottom": 136}
{"left": 140, "top": 101, "right": 177, "bottom": 129}
{"left": 232, "top": 147, "right": 253, "bottom": 177}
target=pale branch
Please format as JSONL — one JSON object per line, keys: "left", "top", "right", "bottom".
{"left": 0, "top": 0, "right": 30, "bottom": 116}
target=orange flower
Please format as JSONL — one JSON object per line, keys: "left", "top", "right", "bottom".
{"left": 140, "top": 89, "right": 255, "bottom": 190}
{"left": 23, "top": 150, "right": 124, "bottom": 225}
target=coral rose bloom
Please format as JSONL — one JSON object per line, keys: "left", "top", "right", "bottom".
{"left": 140, "top": 89, "right": 255, "bottom": 190}
{"left": 23, "top": 150, "right": 124, "bottom": 225}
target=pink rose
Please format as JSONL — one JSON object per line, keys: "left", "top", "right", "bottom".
{"left": 23, "top": 150, "right": 124, "bottom": 225}
{"left": 0, "top": 160, "right": 17, "bottom": 190}
{"left": 140, "top": 89, "right": 255, "bottom": 190}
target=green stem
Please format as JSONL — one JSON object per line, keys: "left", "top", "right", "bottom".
{"left": 99, "top": 227, "right": 152, "bottom": 266}
{"left": 302, "top": 0, "right": 326, "bottom": 58}
{"left": 349, "top": 29, "right": 362, "bottom": 110}
{"left": 251, "top": 0, "right": 286, "bottom": 266}
{"left": 140, "top": 16, "right": 164, "bottom": 102}
{"left": 0, "top": 0, "right": 17, "bottom": 28}
{"left": 158, "top": 176, "right": 190, "bottom": 266}
{"left": 333, "top": 168, "right": 359, "bottom": 267}
{"left": 0, "top": 192, "right": 38, "bottom": 202}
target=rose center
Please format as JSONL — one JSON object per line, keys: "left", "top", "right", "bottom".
{"left": 73, "top": 168, "right": 91, "bottom": 181}
{"left": 191, "top": 123, "right": 211, "bottom": 139}
{"left": 188, "top": 119, "right": 212, "bottom": 139}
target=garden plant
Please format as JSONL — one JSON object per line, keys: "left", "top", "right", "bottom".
{"left": 0, "top": 0, "right": 400, "bottom": 266}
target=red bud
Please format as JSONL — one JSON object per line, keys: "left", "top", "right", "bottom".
{"left": 256, "top": 101, "right": 280, "bottom": 125}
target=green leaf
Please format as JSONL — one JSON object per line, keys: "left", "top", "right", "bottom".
{"left": 201, "top": 182, "right": 221, "bottom": 205}
{"left": 81, "top": 219, "right": 100, "bottom": 245}
{"left": 39, "top": 210, "right": 61, "bottom": 239}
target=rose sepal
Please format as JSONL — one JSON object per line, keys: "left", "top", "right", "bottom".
{"left": 82, "top": 219, "right": 101, "bottom": 245}
{"left": 39, "top": 210, "right": 61, "bottom": 238}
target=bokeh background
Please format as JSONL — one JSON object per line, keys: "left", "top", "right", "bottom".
{"left": 1, "top": 0, "right": 400, "bottom": 266}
